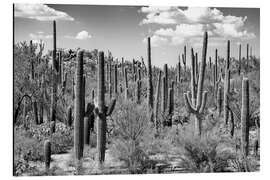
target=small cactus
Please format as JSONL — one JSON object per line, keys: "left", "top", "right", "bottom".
{"left": 44, "top": 140, "right": 51, "bottom": 171}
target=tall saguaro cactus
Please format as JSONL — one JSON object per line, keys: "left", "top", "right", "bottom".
{"left": 147, "top": 37, "right": 154, "bottom": 117}
{"left": 224, "top": 40, "right": 230, "bottom": 124}
{"left": 50, "top": 20, "right": 57, "bottom": 123}
{"left": 178, "top": 55, "right": 181, "bottom": 83}
{"left": 124, "top": 67, "right": 128, "bottom": 99}
{"left": 74, "top": 50, "right": 84, "bottom": 161}
{"left": 114, "top": 64, "right": 118, "bottom": 95}
{"left": 238, "top": 44, "right": 241, "bottom": 75}
{"left": 97, "top": 51, "right": 107, "bottom": 166}
{"left": 241, "top": 78, "right": 250, "bottom": 157}
{"left": 183, "top": 32, "right": 208, "bottom": 137}
{"left": 163, "top": 64, "right": 168, "bottom": 112}
{"left": 154, "top": 70, "right": 162, "bottom": 133}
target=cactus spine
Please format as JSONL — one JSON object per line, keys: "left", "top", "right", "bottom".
{"left": 97, "top": 51, "right": 106, "bottom": 166}
{"left": 183, "top": 31, "right": 208, "bottom": 137}
{"left": 74, "top": 50, "right": 84, "bottom": 161}
{"left": 241, "top": 78, "right": 250, "bottom": 157}
{"left": 147, "top": 37, "right": 153, "bottom": 115}
{"left": 44, "top": 140, "right": 51, "bottom": 171}
{"left": 154, "top": 70, "right": 162, "bottom": 133}
{"left": 50, "top": 20, "right": 57, "bottom": 123}
{"left": 224, "top": 40, "right": 230, "bottom": 125}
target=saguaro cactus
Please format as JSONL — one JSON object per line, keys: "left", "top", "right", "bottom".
{"left": 178, "top": 55, "right": 181, "bottom": 82}
{"left": 154, "top": 70, "right": 162, "bottom": 133}
{"left": 224, "top": 40, "right": 230, "bottom": 125}
{"left": 183, "top": 31, "right": 208, "bottom": 137}
{"left": 50, "top": 20, "right": 57, "bottom": 123}
{"left": 163, "top": 64, "right": 168, "bottom": 112}
{"left": 67, "top": 106, "right": 72, "bottom": 127}
{"left": 217, "top": 86, "right": 222, "bottom": 116}
{"left": 96, "top": 51, "right": 107, "bottom": 166}
{"left": 136, "top": 80, "right": 141, "bottom": 104}
{"left": 124, "top": 67, "right": 128, "bottom": 99}
{"left": 74, "top": 50, "right": 84, "bottom": 161}
{"left": 238, "top": 44, "right": 241, "bottom": 75}
{"left": 241, "top": 78, "right": 250, "bottom": 157}
{"left": 44, "top": 140, "right": 51, "bottom": 171}
{"left": 161, "top": 76, "right": 166, "bottom": 113}
{"left": 33, "top": 99, "right": 38, "bottom": 124}
{"left": 95, "top": 52, "right": 116, "bottom": 167}
{"left": 147, "top": 37, "right": 154, "bottom": 116}
{"left": 168, "top": 87, "right": 174, "bottom": 126}
{"left": 84, "top": 117, "right": 90, "bottom": 145}
{"left": 114, "top": 64, "right": 118, "bottom": 95}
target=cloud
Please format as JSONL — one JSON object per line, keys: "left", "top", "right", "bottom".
{"left": 14, "top": 4, "right": 74, "bottom": 21}
{"left": 143, "top": 35, "right": 169, "bottom": 47}
{"left": 29, "top": 32, "right": 52, "bottom": 39}
{"left": 65, "top": 30, "right": 92, "bottom": 40}
{"left": 139, "top": 6, "right": 256, "bottom": 46}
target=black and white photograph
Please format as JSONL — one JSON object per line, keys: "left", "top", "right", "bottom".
{"left": 12, "top": 2, "right": 261, "bottom": 176}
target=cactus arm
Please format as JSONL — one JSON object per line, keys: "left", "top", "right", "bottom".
{"left": 106, "top": 98, "right": 116, "bottom": 116}
{"left": 199, "top": 91, "right": 208, "bottom": 114}
{"left": 190, "top": 48, "right": 196, "bottom": 106}
{"left": 184, "top": 92, "right": 196, "bottom": 114}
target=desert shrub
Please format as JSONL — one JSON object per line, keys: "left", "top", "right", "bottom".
{"left": 110, "top": 100, "right": 153, "bottom": 173}
{"left": 14, "top": 122, "right": 73, "bottom": 175}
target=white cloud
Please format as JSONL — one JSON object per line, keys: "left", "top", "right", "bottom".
{"left": 139, "top": 6, "right": 256, "bottom": 46}
{"left": 15, "top": 4, "right": 74, "bottom": 21}
{"left": 143, "top": 35, "right": 169, "bottom": 47}
{"left": 29, "top": 32, "right": 52, "bottom": 39}
{"left": 75, "top": 31, "right": 92, "bottom": 40}
{"left": 65, "top": 30, "right": 92, "bottom": 40}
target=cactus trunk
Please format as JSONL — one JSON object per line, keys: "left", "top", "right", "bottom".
{"left": 74, "top": 50, "right": 84, "bottom": 161}
{"left": 97, "top": 51, "right": 107, "bottom": 166}
{"left": 147, "top": 37, "right": 153, "bottom": 115}
{"left": 224, "top": 40, "right": 230, "bottom": 125}
{"left": 44, "top": 140, "right": 51, "bottom": 171}
{"left": 241, "top": 78, "right": 250, "bottom": 157}
{"left": 154, "top": 70, "right": 162, "bottom": 133}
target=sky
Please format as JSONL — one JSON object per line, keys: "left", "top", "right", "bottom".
{"left": 14, "top": 4, "right": 260, "bottom": 68}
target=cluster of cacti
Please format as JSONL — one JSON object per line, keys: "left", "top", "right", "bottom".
{"left": 14, "top": 16, "right": 260, "bottom": 176}
{"left": 183, "top": 31, "right": 208, "bottom": 137}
